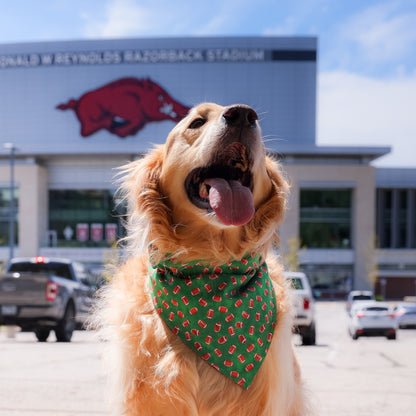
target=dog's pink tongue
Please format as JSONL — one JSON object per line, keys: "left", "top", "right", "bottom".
{"left": 205, "top": 178, "right": 254, "bottom": 226}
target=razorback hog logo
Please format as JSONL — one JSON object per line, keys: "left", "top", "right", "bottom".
{"left": 56, "top": 78, "right": 190, "bottom": 138}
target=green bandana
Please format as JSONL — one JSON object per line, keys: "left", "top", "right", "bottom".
{"left": 149, "top": 251, "right": 277, "bottom": 389}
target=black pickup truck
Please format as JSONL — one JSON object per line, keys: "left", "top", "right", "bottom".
{"left": 0, "top": 256, "right": 95, "bottom": 342}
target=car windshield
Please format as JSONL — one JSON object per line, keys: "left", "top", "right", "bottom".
{"left": 9, "top": 262, "right": 72, "bottom": 280}
{"left": 290, "top": 278, "right": 304, "bottom": 290}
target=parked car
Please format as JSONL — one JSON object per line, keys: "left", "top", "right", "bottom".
{"left": 348, "top": 301, "right": 397, "bottom": 340}
{"left": 284, "top": 271, "right": 316, "bottom": 345}
{"left": 346, "top": 290, "right": 375, "bottom": 315}
{"left": 0, "top": 256, "right": 95, "bottom": 342}
{"left": 394, "top": 302, "right": 416, "bottom": 328}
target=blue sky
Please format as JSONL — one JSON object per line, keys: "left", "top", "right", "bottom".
{"left": 0, "top": 0, "right": 415, "bottom": 167}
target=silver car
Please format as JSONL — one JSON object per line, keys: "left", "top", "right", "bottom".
{"left": 394, "top": 303, "right": 416, "bottom": 329}
{"left": 348, "top": 301, "right": 397, "bottom": 340}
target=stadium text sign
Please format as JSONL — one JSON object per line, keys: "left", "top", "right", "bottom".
{"left": 0, "top": 48, "right": 268, "bottom": 69}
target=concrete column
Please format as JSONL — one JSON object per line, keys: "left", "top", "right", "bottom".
{"left": 0, "top": 162, "right": 48, "bottom": 259}
{"left": 353, "top": 166, "right": 376, "bottom": 290}
{"left": 278, "top": 166, "right": 300, "bottom": 255}
{"left": 18, "top": 164, "right": 48, "bottom": 257}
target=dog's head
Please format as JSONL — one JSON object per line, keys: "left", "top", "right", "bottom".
{"left": 121, "top": 103, "right": 288, "bottom": 263}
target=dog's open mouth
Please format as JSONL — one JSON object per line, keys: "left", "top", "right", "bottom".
{"left": 184, "top": 142, "right": 255, "bottom": 226}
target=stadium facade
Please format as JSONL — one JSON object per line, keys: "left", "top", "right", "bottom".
{"left": 0, "top": 36, "right": 414, "bottom": 298}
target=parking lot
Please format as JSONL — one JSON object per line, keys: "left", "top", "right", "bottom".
{"left": 0, "top": 301, "right": 415, "bottom": 416}
{"left": 296, "top": 302, "right": 416, "bottom": 416}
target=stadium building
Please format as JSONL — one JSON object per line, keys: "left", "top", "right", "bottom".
{"left": 0, "top": 36, "right": 414, "bottom": 298}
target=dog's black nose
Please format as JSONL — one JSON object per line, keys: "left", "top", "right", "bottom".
{"left": 223, "top": 105, "right": 258, "bottom": 127}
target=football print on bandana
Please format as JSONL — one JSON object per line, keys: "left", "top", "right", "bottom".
{"left": 149, "top": 251, "right": 277, "bottom": 389}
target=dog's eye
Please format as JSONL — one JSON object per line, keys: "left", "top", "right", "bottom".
{"left": 188, "top": 118, "right": 207, "bottom": 129}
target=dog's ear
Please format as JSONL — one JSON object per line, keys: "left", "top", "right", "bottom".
{"left": 119, "top": 146, "right": 173, "bottom": 256}
{"left": 247, "top": 157, "right": 288, "bottom": 249}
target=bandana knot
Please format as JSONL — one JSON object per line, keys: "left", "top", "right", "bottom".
{"left": 149, "top": 251, "right": 277, "bottom": 389}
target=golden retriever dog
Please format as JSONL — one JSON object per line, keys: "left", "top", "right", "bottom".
{"left": 100, "top": 103, "right": 311, "bottom": 415}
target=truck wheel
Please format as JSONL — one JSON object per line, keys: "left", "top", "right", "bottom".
{"left": 35, "top": 327, "right": 51, "bottom": 342}
{"left": 302, "top": 322, "right": 316, "bottom": 346}
{"left": 55, "top": 303, "right": 75, "bottom": 342}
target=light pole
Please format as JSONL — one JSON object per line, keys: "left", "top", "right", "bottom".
{"left": 4, "top": 143, "right": 17, "bottom": 260}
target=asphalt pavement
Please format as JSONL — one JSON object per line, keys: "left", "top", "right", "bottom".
{"left": 296, "top": 301, "right": 416, "bottom": 416}
{"left": 0, "top": 329, "right": 107, "bottom": 415}
{"left": 0, "top": 302, "right": 415, "bottom": 415}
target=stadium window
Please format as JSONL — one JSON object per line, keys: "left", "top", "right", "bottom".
{"left": 376, "top": 188, "right": 414, "bottom": 249}
{"left": 299, "top": 189, "right": 352, "bottom": 249}
{"left": 412, "top": 191, "right": 416, "bottom": 248}
{"left": 398, "top": 190, "right": 408, "bottom": 248}
{"left": 0, "top": 187, "right": 19, "bottom": 247}
{"left": 48, "top": 190, "right": 125, "bottom": 248}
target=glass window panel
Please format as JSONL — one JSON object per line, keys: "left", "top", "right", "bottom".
{"left": 48, "top": 190, "right": 125, "bottom": 248}
{"left": 0, "top": 187, "right": 19, "bottom": 246}
{"left": 300, "top": 264, "right": 353, "bottom": 293}
{"left": 382, "top": 190, "right": 392, "bottom": 248}
{"left": 377, "top": 189, "right": 412, "bottom": 249}
{"left": 300, "top": 189, "right": 351, "bottom": 248}
{"left": 413, "top": 191, "right": 416, "bottom": 249}
{"left": 398, "top": 190, "right": 407, "bottom": 247}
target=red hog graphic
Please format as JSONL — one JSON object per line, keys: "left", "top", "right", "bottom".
{"left": 57, "top": 78, "right": 191, "bottom": 138}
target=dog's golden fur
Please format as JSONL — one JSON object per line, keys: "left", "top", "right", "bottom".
{"left": 100, "top": 103, "right": 311, "bottom": 415}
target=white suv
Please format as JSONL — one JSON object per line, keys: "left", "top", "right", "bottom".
{"left": 284, "top": 271, "right": 316, "bottom": 345}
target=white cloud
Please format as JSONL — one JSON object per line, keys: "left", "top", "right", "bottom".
{"left": 263, "top": 16, "right": 300, "bottom": 36}
{"left": 82, "top": 0, "right": 158, "bottom": 38}
{"left": 193, "top": 0, "right": 253, "bottom": 36}
{"left": 338, "top": 2, "right": 416, "bottom": 67}
{"left": 317, "top": 71, "right": 416, "bottom": 167}
{"left": 194, "top": 13, "right": 232, "bottom": 36}
{"left": 81, "top": 0, "right": 246, "bottom": 38}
